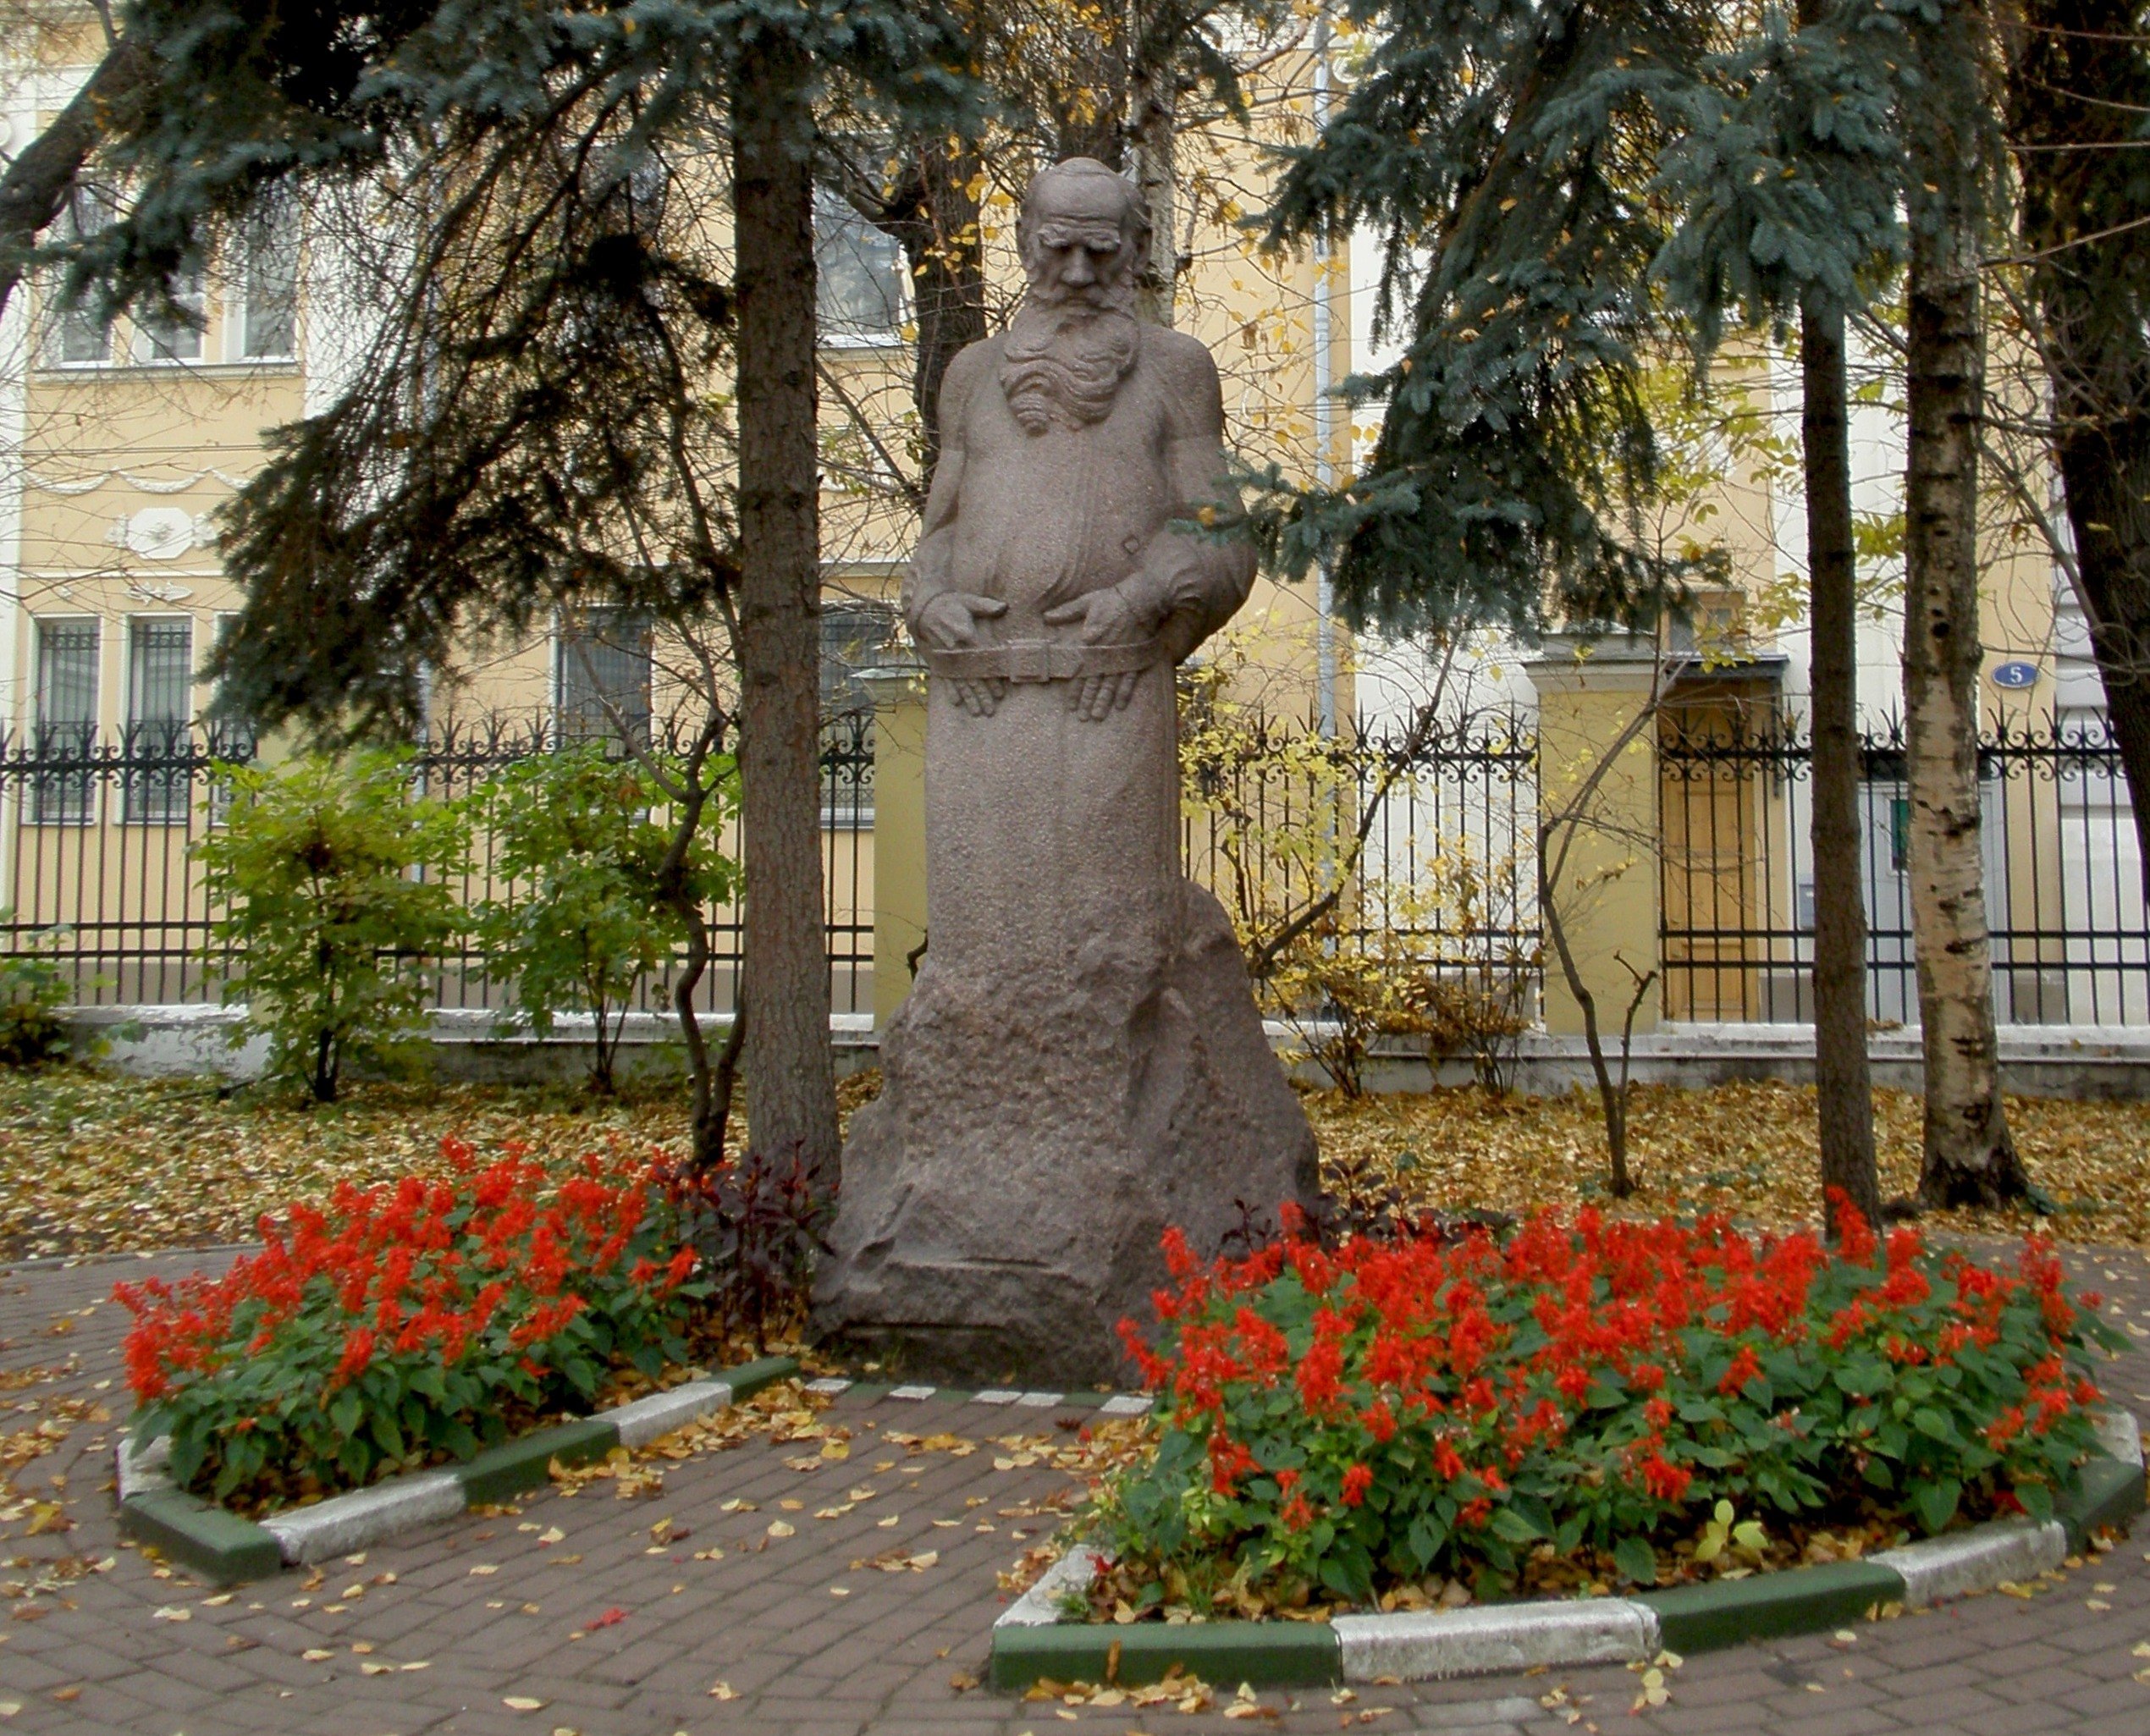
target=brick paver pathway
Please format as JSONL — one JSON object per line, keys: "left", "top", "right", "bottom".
{"left": 3, "top": 1244, "right": 2149, "bottom": 1736}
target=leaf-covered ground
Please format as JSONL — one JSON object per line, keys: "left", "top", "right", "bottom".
{"left": 1305, "top": 1079, "right": 2150, "bottom": 1246}
{"left": 2, "top": 1066, "right": 2146, "bottom": 1260}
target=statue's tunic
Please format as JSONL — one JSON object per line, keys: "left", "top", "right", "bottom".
{"left": 922, "top": 328, "right": 1227, "bottom": 978}
{"left": 814, "top": 324, "right": 1320, "bottom": 1386}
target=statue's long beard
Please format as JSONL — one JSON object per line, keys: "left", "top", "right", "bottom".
{"left": 1000, "top": 295, "right": 1139, "bottom": 434}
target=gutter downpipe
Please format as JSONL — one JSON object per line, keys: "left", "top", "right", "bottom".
{"left": 1310, "top": 7, "right": 1337, "bottom": 740}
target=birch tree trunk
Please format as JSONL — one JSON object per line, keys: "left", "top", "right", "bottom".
{"left": 733, "top": 34, "right": 840, "bottom": 1183}
{"left": 1902, "top": 147, "right": 2026, "bottom": 1208}
{"left": 1128, "top": 3, "right": 1178, "bottom": 328}
{"left": 1801, "top": 295, "right": 1882, "bottom": 1232}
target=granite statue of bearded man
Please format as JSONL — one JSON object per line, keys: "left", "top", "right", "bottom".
{"left": 814, "top": 158, "right": 1320, "bottom": 1385}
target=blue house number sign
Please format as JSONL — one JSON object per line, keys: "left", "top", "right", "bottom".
{"left": 1990, "top": 660, "right": 2040, "bottom": 690}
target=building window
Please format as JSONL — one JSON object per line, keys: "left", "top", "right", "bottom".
{"left": 53, "top": 188, "right": 116, "bottom": 365}
{"left": 556, "top": 609, "right": 653, "bottom": 746}
{"left": 820, "top": 601, "right": 896, "bottom": 715}
{"left": 33, "top": 619, "right": 99, "bottom": 824}
{"left": 814, "top": 189, "right": 905, "bottom": 343}
{"left": 238, "top": 196, "right": 299, "bottom": 361}
{"left": 125, "top": 618, "right": 194, "bottom": 822}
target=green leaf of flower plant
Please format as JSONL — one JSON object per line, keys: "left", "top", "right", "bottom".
{"left": 1614, "top": 1535, "right": 1659, "bottom": 1587}
{"left": 1908, "top": 1477, "right": 1962, "bottom": 1535}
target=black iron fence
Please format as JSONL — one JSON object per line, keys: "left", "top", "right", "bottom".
{"left": 0, "top": 714, "right": 877, "bottom": 1017}
{"left": 10, "top": 705, "right": 2148, "bottom": 1033}
{"left": 1659, "top": 716, "right": 2150, "bottom": 1027}
{"left": 1179, "top": 711, "right": 1541, "bottom": 981}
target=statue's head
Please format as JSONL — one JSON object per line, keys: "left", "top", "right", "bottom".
{"left": 1017, "top": 158, "right": 1149, "bottom": 313}
{"left": 1001, "top": 159, "right": 1147, "bottom": 433}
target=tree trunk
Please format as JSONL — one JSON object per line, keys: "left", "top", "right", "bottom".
{"left": 654, "top": 739, "right": 727, "bottom": 1172}
{"left": 1801, "top": 293, "right": 1882, "bottom": 1234}
{"left": 869, "top": 141, "right": 989, "bottom": 480}
{"left": 708, "top": 996, "right": 747, "bottom": 1170}
{"left": 2008, "top": 0, "right": 2150, "bottom": 888}
{"left": 1050, "top": 15, "right": 1128, "bottom": 165}
{"left": 732, "top": 38, "right": 840, "bottom": 1183}
{"left": 0, "top": 35, "right": 153, "bottom": 322}
{"left": 314, "top": 1026, "right": 338, "bottom": 1105}
{"left": 1128, "top": 3, "right": 1179, "bottom": 327}
{"left": 589, "top": 993, "right": 618, "bottom": 1096}
{"left": 1538, "top": 850, "right": 1634, "bottom": 1199}
{"left": 2055, "top": 431, "right": 2150, "bottom": 879}
{"left": 671, "top": 901, "right": 717, "bottom": 1166}
{"left": 1903, "top": 164, "right": 2026, "bottom": 1208}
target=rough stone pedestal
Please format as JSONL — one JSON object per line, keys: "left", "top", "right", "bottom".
{"left": 815, "top": 878, "right": 1319, "bottom": 1386}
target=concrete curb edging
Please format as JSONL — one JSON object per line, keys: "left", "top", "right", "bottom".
{"left": 1871, "top": 1517, "right": 2068, "bottom": 1609}
{"left": 1336, "top": 1600, "right": 1657, "bottom": 1681}
{"left": 998, "top": 1545, "right": 1111, "bottom": 1629}
{"left": 990, "top": 1409, "right": 2147, "bottom": 1690}
{"left": 114, "top": 1355, "right": 797, "bottom": 1582}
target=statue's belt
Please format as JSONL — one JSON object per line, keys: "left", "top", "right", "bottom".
{"left": 920, "top": 637, "right": 1162, "bottom": 683}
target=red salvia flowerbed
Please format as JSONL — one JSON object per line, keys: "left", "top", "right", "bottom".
{"left": 1092, "top": 1197, "right": 2119, "bottom": 1618}
{"left": 115, "top": 1138, "right": 704, "bottom": 1508}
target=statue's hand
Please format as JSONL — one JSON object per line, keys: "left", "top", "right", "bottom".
{"left": 949, "top": 675, "right": 1008, "bottom": 717}
{"left": 914, "top": 590, "right": 1006, "bottom": 649}
{"left": 914, "top": 592, "right": 1008, "bottom": 717}
{"left": 1043, "top": 586, "right": 1144, "bottom": 646}
{"left": 1043, "top": 587, "right": 1149, "bottom": 722}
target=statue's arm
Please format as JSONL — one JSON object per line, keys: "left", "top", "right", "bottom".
{"left": 1121, "top": 335, "right": 1257, "bottom": 658}
{"left": 903, "top": 344, "right": 1011, "bottom": 715}
{"left": 902, "top": 344, "right": 985, "bottom": 637}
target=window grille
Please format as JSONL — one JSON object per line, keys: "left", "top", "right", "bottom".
{"left": 125, "top": 619, "right": 194, "bottom": 823}
{"left": 819, "top": 601, "right": 896, "bottom": 716}
{"left": 33, "top": 620, "right": 98, "bottom": 824}
{"left": 556, "top": 609, "right": 653, "bottom": 747}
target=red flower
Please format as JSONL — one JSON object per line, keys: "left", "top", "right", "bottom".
{"left": 1276, "top": 1469, "right": 1313, "bottom": 1531}
{"left": 1207, "top": 1431, "right": 1258, "bottom": 1495}
{"left": 332, "top": 1327, "right": 376, "bottom": 1390}
{"left": 1340, "top": 1463, "right": 1375, "bottom": 1507}
{"left": 1717, "top": 1345, "right": 1762, "bottom": 1397}
{"left": 1639, "top": 1451, "right": 1691, "bottom": 1503}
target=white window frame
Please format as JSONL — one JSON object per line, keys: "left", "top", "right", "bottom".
{"left": 813, "top": 186, "right": 910, "bottom": 350}
{"left": 47, "top": 186, "right": 119, "bottom": 370}
{"left": 225, "top": 196, "right": 300, "bottom": 365}
{"left": 130, "top": 262, "right": 208, "bottom": 366}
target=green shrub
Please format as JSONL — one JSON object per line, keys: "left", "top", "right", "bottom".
{"left": 471, "top": 743, "right": 736, "bottom": 1094}
{"left": 0, "top": 916, "right": 75, "bottom": 1067}
{"left": 196, "top": 751, "right": 467, "bottom": 1102}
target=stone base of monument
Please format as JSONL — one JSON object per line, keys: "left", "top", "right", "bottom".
{"left": 813, "top": 880, "right": 1321, "bottom": 1387}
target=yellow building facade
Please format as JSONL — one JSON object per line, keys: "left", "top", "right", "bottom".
{"left": 5, "top": 25, "right": 2121, "bottom": 1036}
{"left": 0, "top": 28, "right": 1355, "bottom": 1012}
